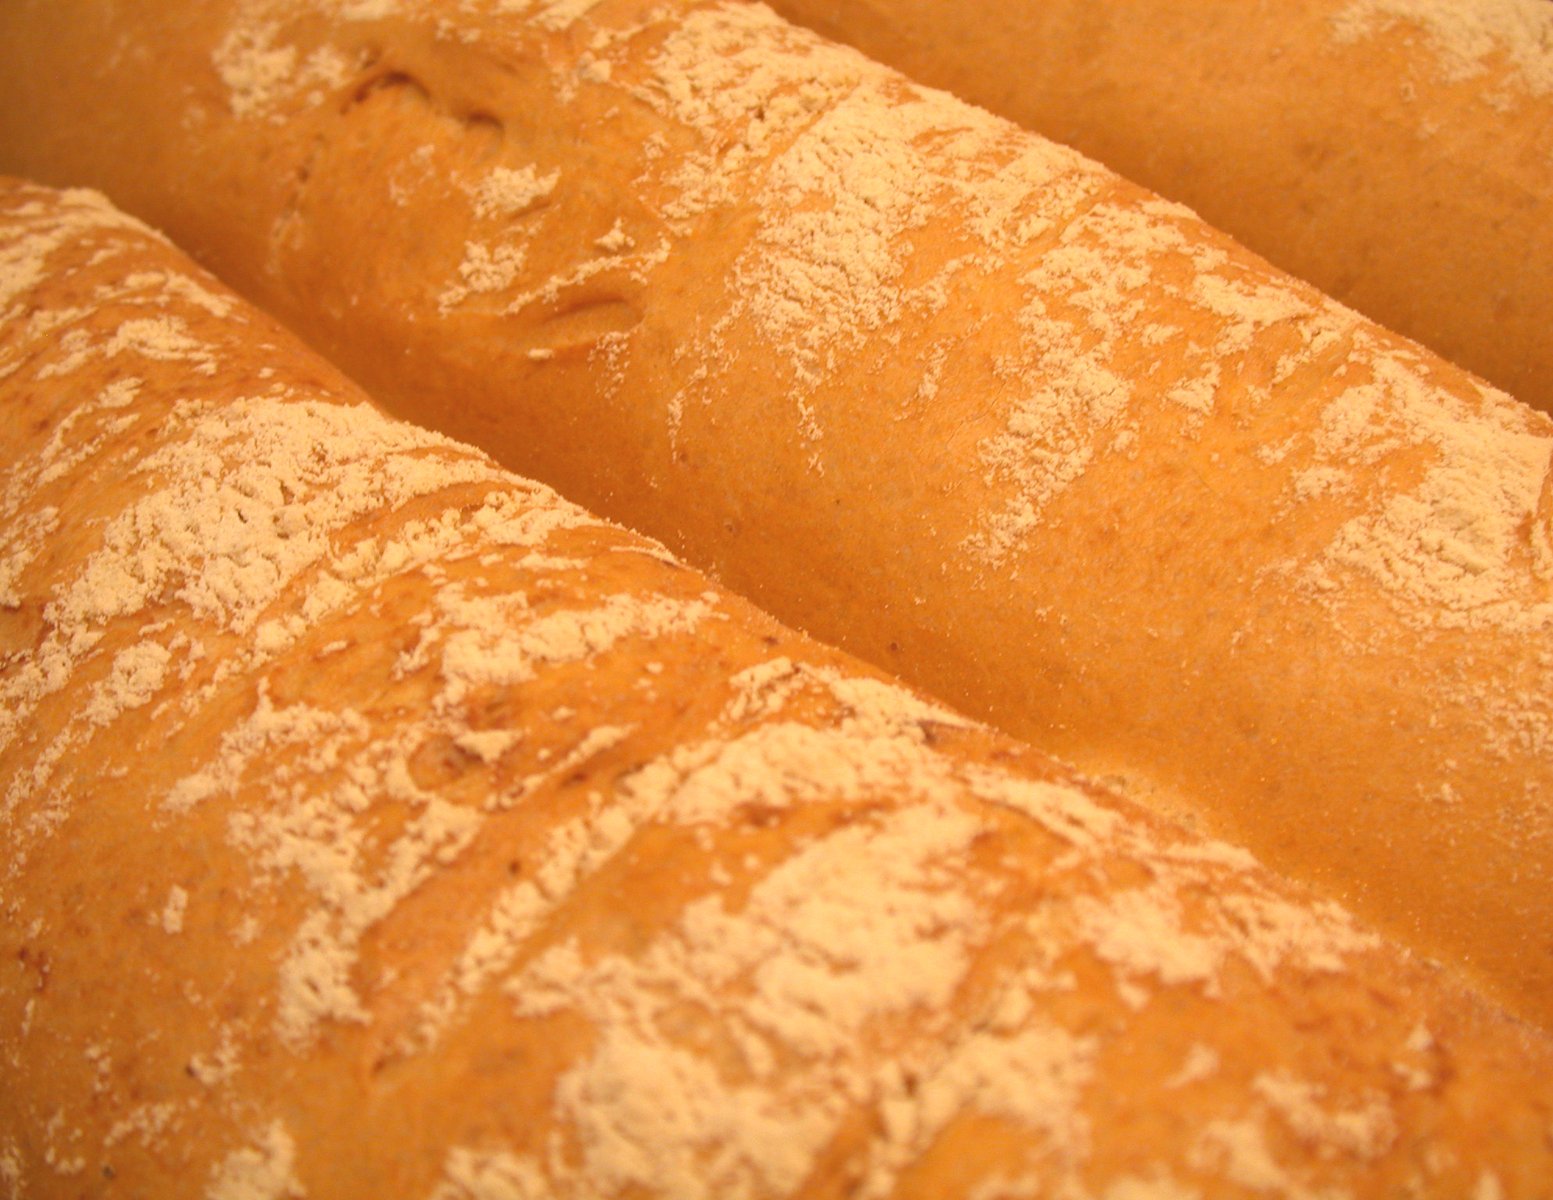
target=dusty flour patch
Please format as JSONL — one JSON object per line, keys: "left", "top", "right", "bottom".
{"left": 207, "top": 1120, "right": 303, "bottom": 1200}
{"left": 1294, "top": 340, "right": 1553, "bottom": 632}
{"left": 1332, "top": 0, "right": 1553, "bottom": 94}
{"left": 467, "top": 164, "right": 559, "bottom": 219}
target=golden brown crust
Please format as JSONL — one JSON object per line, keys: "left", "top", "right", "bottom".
{"left": 5, "top": 174, "right": 1553, "bottom": 1200}
{"left": 769, "top": 0, "right": 1553, "bottom": 413}
{"left": 0, "top": 0, "right": 1550, "bottom": 1029}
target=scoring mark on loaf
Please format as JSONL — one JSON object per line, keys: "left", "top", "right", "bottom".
{"left": 530, "top": 290, "right": 644, "bottom": 352}
{"left": 244, "top": 12, "right": 663, "bottom": 361}
{"left": 273, "top": 62, "right": 507, "bottom": 267}
{"left": 343, "top": 69, "right": 507, "bottom": 162}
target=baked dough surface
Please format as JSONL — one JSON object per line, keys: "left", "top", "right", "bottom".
{"left": 0, "top": 0, "right": 1549, "bottom": 1026}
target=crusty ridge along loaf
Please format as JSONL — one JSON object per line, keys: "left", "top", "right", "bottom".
{"left": 10, "top": 177, "right": 1553, "bottom": 1198}
{"left": 7, "top": 173, "right": 1553, "bottom": 1200}
{"left": 1, "top": 0, "right": 1550, "bottom": 1028}
{"left": 770, "top": 0, "right": 1553, "bottom": 413}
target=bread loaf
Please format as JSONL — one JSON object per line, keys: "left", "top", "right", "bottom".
{"left": 768, "top": 0, "right": 1553, "bottom": 413}
{"left": 1, "top": 0, "right": 1550, "bottom": 1029}
{"left": 7, "top": 174, "right": 1553, "bottom": 1200}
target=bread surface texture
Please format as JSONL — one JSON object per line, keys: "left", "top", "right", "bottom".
{"left": 770, "top": 0, "right": 1553, "bottom": 413}
{"left": 1, "top": 0, "right": 1551, "bottom": 1028}
{"left": 8, "top": 175, "right": 1553, "bottom": 1200}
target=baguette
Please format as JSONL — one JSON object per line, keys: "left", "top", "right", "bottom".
{"left": 1, "top": 0, "right": 1551, "bottom": 1029}
{"left": 8, "top": 174, "right": 1553, "bottom": 1200}
{"left": 769, "top": 0, "right": 1553, "bottom": 412}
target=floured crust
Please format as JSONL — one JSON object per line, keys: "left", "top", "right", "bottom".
{"left": 769, "top": 0, "right": 1553, "bottom": 412}
{"left": 0, "top": 0, "right": 1550, "bottom": 1027}
{"left": 5, "top": 174, "right": 1553, "bottom": 1200}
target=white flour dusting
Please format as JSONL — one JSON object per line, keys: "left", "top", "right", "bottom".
{"left": 1333, "top": 0, "right": 1553, "bottom": 93}
{"left": 6, "top": 5, "right": 1548, "bottom": 1192}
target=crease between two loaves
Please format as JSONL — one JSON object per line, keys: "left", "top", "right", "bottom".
{"left": 4, "top": 175, "right": 1553, "bottom": 1200}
